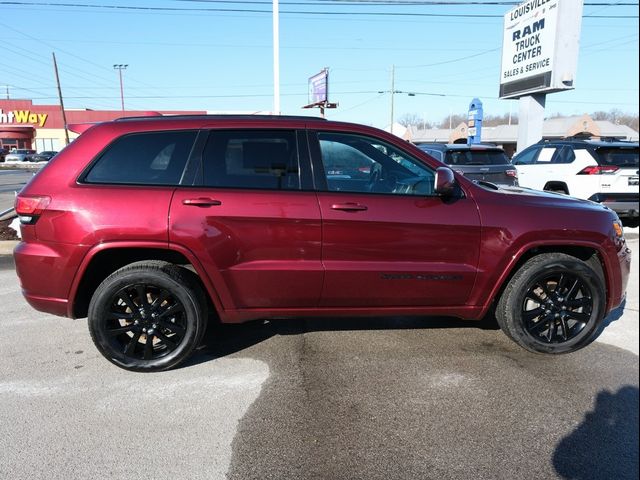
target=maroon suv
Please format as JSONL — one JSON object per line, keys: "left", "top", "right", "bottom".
{"left": 14, "top": 115, "right": 632, "bottom": 371}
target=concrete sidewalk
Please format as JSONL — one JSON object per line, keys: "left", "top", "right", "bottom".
{"left": 0, "top": 240, "right": 18, "bottom": 256}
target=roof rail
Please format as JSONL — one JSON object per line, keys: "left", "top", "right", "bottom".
{"left": 113, "top": 114, "right": 326, "bottom": 122}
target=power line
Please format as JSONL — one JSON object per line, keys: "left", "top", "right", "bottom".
{"left": 0, "top": 1, "right": 636, "bottom": 18}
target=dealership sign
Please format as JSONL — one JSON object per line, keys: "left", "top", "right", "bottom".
{"left": 0, "top": 109, "right": 48, "bottom": 127}
{"left": 499, "top": 0, "right": 584, "bottom": 99}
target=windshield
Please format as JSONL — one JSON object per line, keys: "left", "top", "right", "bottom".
{"left": 596, "top": 147, "right": 639, "bottom": 168}
{"left": 444, "top": 150, "right": 510, "bottom": 166}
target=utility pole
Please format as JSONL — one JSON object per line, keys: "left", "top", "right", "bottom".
{"left": 390, "top": 64, "right": 395, "bottom": 135}
{"left": 4, "top": 85, "right": 8, "bottom": 100}
{"left": 113, "top": 64, "right": 128, "bottom": 113}
{"left": 52, "top": 52, "right": 70, "bottom": 146}
{"left": 273, "top": 0, "right": 280, "bottom": 114}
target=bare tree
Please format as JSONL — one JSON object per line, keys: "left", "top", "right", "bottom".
{"left": 398, "top": 113, "right": 432, "bottom": 130}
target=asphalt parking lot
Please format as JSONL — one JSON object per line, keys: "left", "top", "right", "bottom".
{"left": 0, "top": 237, "right": 637, "bottom": 480}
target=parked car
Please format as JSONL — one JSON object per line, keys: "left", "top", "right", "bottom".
{"left": 14, "top": 115, "right": 631, "bottom": 371}
{"left": 4, "top": 149, "right": 36, "bottom": 162}
{"left": 513, "top": 138, "right": 639, "bottom": 227}
{"left": 416, "top": 143, "right": 518, "bottom": 186}
{"left": 0, "top": 147, "right": 9, "bottom": 162}
{"left": 27, "top": 150, "right": 58, "bottom": 162}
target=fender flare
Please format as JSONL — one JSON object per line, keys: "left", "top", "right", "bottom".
{"left": 476, "top": 239, "right": 615, "bottom": 317}
{"left": 66, "top": 241, "right": 227, "bottom": 319}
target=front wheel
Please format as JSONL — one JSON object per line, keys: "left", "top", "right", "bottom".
{"left": 496, "top": 253, "right": 606, "bottom": 354}
{"left": 88, "top": 261, "right": 206, "bottom": 372}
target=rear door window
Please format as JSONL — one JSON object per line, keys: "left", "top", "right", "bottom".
{"left": 84, "top": 130, "right": 197, "bottom": 185}
{"left": 536, "top": 147, "right": 556, "bottom": 163}
{"left": 552, "top": 147, "right": 576, "bottom": 164}
{"left": 201, "top": 130, "right": 300, "bottom": 190}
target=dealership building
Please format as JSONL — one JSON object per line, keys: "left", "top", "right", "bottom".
{"left": 0, "top": 99, "right": 206, "bottom": 152}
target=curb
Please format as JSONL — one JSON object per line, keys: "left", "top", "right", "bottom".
{"left": 0, "top": 240, "right": 19, "bottom": 255}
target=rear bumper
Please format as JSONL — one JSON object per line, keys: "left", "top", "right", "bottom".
{"left": 589, "top": 193, "right": 639, "bottom": 218}
{"left": 14, "top": 240, "right": 89, "bottom": 318}
{"left": 604, "top": 201, "right": 639, "bottom": 218}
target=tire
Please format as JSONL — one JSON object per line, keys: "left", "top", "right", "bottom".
{"left": 88, "top": 261, "right": 207, "bottom": 372}
{"left": 495, "top": 253, "right": 606, "bottom": 354}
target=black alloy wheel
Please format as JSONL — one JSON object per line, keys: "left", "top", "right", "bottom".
{"left": 495, "top": 253, "right": 606, "bottom": 354}
{"left": 105, "top": 284, "right": 188, "bottom": 361}
{"left": 88, "top": 261, "right": 206, "bottom": 372}
{"left": 521, "top": 272, "right": 593, "bottom": 344}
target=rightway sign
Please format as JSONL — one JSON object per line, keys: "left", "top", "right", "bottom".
{"left": 499, "top": 0, "right": 584, "bottom": 99}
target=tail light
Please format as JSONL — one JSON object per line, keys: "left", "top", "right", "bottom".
{"left": 15, "top": 195, "right": 50, "bottom": 224}
{"left": 506, "top": 169, "right": 518, "bottom": 178}
{"left": 578, "top": 165, "right": 619, "bottom": 175}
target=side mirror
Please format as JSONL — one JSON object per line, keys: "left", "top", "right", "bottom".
{"left": 434, "top": 166, "right": 456, "bottom": 196}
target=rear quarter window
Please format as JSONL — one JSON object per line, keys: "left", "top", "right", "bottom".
{"left": 596, "top": 147, "right": 639, "bottom": 168}
{"left": 84, "top": 130, "right": 197, "bottom": 185}
{"left": 445, "top": 150, "right": 510, "bottom": 166}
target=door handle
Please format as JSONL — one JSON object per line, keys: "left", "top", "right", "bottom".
{"left": 182, "top": 197, "right": 222, "bottom": 207}
{"left": 331, "top": 202, "right": 368, "bottom": 212}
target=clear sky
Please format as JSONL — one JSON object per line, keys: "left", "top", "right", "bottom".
{"left": 1, "top": 0, "right": 638, "bottom": 129}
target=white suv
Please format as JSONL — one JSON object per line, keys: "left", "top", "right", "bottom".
{"left": 513, "top": 139, "right": 639, "bottom": 227}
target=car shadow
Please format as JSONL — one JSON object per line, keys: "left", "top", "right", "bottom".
{"left": 183, "top": 314, "right": 499, "bottom": 368}
{"left": 553, "top": 386, "right": 639, "bottom": 480}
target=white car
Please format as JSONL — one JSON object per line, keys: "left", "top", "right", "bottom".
{"left": 4, "top": 149, "right": 36, "bottom": 162}
{"left": 513, "top": 139, "right": 639, "bottom": 226}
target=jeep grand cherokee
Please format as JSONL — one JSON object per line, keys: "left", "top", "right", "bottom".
{"left": 14, "top": 115, "right": 632, "bottom": 371}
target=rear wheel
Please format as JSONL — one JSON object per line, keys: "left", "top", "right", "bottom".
{"left": 88, "top": 261, "right": 206, "bottom": 372}
{"left": 496, "top": 253, "right": 605, "bottom": 354}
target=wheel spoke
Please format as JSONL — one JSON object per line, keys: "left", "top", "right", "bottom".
{"left": 124, "top": 331, "right": 142, "bottom": 356}
{"left": 157, "top": 303, "right": 184, "bottom": 319}
{"left": 151, "top": 290, "right": 171, "bottom": 311}
{"left": 559, "top": 318, "right": 570, "bottom": 341}
{"left": 117, "top": 292, "right": 139, "bottom": 313}
{"left": 546, "top": 321, "right": 557, "bottom": 342}
{"left": 566, "top": 279, "right": 581, "bottom": 300}
{"left": 157, "top": 319, "right": 185, "bottom": 335}
{"left": 523, "top": 307, "right": 545, "bottom": 323}
{"left": 529, "top": 315, "right": 553, "bottom": 333}
{"left": 565, "top": 311, "right": 591, "bottom": 324}
{"left": 143, "top": 335, "right": 154, "bottom": 360}
{"left": 154, "top": 330, "right": 177, "bottom": 350}
{"left": 106, "top": 311, "right": 135, "bottom": 321}
{"left": 107, "top": 324, "right": 137, "bottom": 336}
{"left": 566, "top": 297, "right": 591, "bottom": 309}
{"left": 556, "top": 273, "right": 568, "bottom": 295}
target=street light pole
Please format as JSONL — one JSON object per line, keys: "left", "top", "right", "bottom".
{"left": 390, "top": 64, "right": 395, "bottom": 135}
{"left": 273, "top": 0, "right": 280, "bottom": 114}
{"left": 113, "top": 64, "right": 128, "bottom": 113}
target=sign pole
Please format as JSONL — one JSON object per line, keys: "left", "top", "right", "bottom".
{"left": 517, "top": 94, "right": 546, "bottom": 152}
